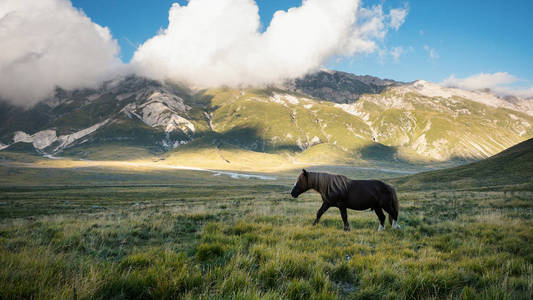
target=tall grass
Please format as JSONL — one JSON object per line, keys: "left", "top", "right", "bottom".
{"left": 1, "top": 181, "right": 532, "bottom": 299}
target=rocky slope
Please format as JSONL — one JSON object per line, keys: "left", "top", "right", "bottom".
{"left": 283, "top": 69, "right": 399, "bottom": 103}
{"left": 1, "top": 70, "right": 532, "bottom": 167}
{"left": 0, "top": 76, "right": 201, "bottom": 155}
{"left": 334, "top": 81, "right": 533, "bottom": 161}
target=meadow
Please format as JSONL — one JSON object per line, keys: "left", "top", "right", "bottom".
{"left": 0, "top": 165, "right": 532, "bottom": 299}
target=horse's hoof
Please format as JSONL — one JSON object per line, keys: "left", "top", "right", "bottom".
{"left": 378, "top": 224, "right": 385, "bottom": 231}
{"left": 343, "top": 227, "right": 350, "bottom": 232}
{"left": 392, "top": 220, "right": 401, "bottom": 229}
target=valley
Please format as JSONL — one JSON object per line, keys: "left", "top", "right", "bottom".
{"left": 1, "top": 70, "right": 532, "bottom": 299}
{"left": 0, "top": 155, "right": 532, "bottom": 299}
{"left": 2, "top": 0, "right": 532, "bottom": 298}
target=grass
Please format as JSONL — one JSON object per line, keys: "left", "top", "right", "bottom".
{"left": 391, "top": 138, "right": 533, "bottom": 191}
{"left": 0, "top": 164, "right": 532, "bottom": 299}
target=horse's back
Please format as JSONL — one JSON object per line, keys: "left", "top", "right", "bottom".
{"left": 345, "top": 179, "right": 391, "bottom": 210}
{"left": 349, "top": 179, "right": 389, "bottom": 193}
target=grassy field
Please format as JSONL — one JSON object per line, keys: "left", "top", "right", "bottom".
{"left": 0, "top": 165, "right": 532, "bottom": 299}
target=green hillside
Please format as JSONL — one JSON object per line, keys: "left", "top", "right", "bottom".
{"left": 2, "top": 71, "right": 533, "bottom": 172}
{"left": 390, "top": 137, "right": 533, "bottom": 191}
{"left": 163, "top": 85, "right": 533, "bottom": 170}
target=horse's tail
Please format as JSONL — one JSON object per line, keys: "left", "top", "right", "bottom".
{"left": 386, "top": 184, "right": 399, "bottom": 225}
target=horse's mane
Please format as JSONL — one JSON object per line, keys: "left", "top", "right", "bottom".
{"left": 310, "top": 172, "right": 350, "bottom": 201}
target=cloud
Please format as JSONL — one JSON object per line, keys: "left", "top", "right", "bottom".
{"left": 442, "top": 72, "right": 517, "bottom": 90}
{"left": 424, "top": 45, "right": 439, "bottom": 59}
{"left": 0, "top": 0, "right": 409, "bottom": 105}
{"left": 377, "top": 45, "right": 412, "bottom": 64}
{"left": 390, "top": 46, "right": 405, "bottom": 62}
{"left": 389, "top": 6, "right": 408, "bottom": 31}
{"left": 442, "top": 72, "right": 533, "bottom": 98}
{"left": 132, "top": 0, "right": 407, "bottom": 88}
{"left": 0, "top": 0, "right": 123, "bottom": 106}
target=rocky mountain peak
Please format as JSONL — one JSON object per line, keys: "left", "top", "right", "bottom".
{"left": 1, "top": 71, "right": 533, "bottom": 165}
{"left": 284, "top": 69, "right": 400, "bottom": 104}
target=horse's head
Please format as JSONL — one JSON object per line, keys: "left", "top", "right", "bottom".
{"left": 290, "top": 169, "right": 310, "bottom": 198}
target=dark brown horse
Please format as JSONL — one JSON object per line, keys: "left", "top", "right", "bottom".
{"left": 290, "top": 169, "right": 400, "bottom": 231}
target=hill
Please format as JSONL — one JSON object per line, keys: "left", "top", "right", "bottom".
{"left": 390, "top": 137, "right": 533, "bottom": 191}
{"left": 1, "top": 70, "right": 533, "bottom": 171}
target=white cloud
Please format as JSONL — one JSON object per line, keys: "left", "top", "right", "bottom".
{"left": 132, "top": 0, "right": 408, "bottom": 88}
{"left": 0, "top": 0, "right": 123, "bottom": 106}
{"left": 378, "top": 45, "right": 412, "bottom": 64}
{"left": 389, "top": 6, "right": 408, "bottom": 31}
{"left": 0, "top": 0, "right": 409, "bottom": 105}
{"left": 442, "top": 72, "right": 533, "bottom": 98}
{"left": 424, "top": 45, "right": 439, "bottom": 59}
{"left": 442, "top": 72, "right": 517, "bottom": 90}
{"left": 390, "top": 46, "right": 404, "bottom": 62}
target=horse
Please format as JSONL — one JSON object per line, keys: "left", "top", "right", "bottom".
{"left": 290, "top": 169, "right": 400, "bottom": 231}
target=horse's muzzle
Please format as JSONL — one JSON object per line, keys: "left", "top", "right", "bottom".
{"left": 290, "top": 187, "right": 300, "bottom": 198}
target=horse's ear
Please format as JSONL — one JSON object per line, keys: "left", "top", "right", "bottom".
{"left": 302, "top": 169, "right": 308, "bottom": 176}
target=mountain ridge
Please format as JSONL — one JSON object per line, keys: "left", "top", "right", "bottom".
{"left": 1, "top": 70, "right": 532, "bottom": 170}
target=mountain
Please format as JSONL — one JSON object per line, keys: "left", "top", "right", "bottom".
{"left": 1, "top": 70, "right": 533, "bottom": 170}
{"left": 390, "top": 137, "right": 533, "bottom": 191}
{"left": 0, "top": 76, "right": 201, "bottom": 154}
{"left": 283, "top": 69, "right": 400, "bottom": 104}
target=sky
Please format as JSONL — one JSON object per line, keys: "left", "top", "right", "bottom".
{"left": 2, "top": 0, "right": 533, "bottom": 105}
{"left": 69, "top": 0, "right": 533, "bottom": 84}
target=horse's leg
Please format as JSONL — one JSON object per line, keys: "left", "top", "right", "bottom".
{"left": 339, "top": 206, "right": 350, "bottom": 231}
{"left": 382, "top": 205, "right": 394, "bottom": 225}
{"left": 382, "top": 200, "right": 400, "bottom": 229}
{"left": 375, "top": 207, "right": 386, "bottom": 231}
{"left": 313, "top": 203, "right": 330, "bottom": 226}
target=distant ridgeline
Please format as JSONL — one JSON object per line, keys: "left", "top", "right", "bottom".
{"left": 1, "top": 70, "right": 532, "bottom": 167}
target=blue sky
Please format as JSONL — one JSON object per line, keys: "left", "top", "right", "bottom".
{"left": 71, "top": 0, "right": 533, "bottom": 85}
